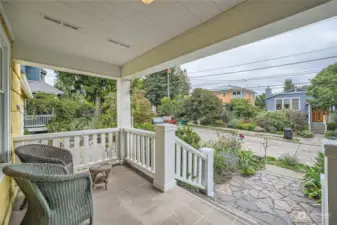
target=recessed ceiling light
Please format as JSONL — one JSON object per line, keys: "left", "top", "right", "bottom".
{"left": 142, "top": 0, "right": 154, "bottom": 4}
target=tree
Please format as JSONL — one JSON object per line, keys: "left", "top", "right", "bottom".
{"left": 255, "top": 93, "right": 266, "bottom": 109}
{"left": 284, "top": 79, "right": 296, "bottom": 91}
{"left": 142, "top": 66, "right": 190, "bottom": 107}
{"left": 132, "top": 90, "right": 154, "bottom": 126}
{"left": 307, "top": 63, "right": 337, "bottom": 110}
{"left": 55, "top": 71, "right": 116, "bottom": 115}
{"left": 158, "top": 95, "right": 186, "bottom": 118}
{"left": 184, "top": 88, "right": 223, "bottom": 124}
{"left": 227, "top": 99, "right": 258, "bottom": 119}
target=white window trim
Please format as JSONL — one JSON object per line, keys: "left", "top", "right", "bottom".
{"left": 0, "top": 21, "right": 11, "bottom": 182}
{"left": 274, "top": 97, "right": 301, "bottom": 111}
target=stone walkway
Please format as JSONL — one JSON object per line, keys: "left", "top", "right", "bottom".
{"left": 213, "top": 172, "right": 322, "bottom": 225}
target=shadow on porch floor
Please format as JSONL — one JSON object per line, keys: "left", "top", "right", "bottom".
{"left": 9, "top": 165, "right": 248, "bottom": 225}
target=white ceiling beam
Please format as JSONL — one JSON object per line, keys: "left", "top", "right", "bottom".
{"left": 13, "top": 41, "right": 121, "bottom": 79}
{"left": 122, "top": 0, "right": 334, "bottom": 79}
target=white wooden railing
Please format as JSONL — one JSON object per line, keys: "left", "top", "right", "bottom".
{"left": 14, "top": 128, "right": 120, "bottom": 172}
{"left": 123, "top": 128, "right": 156, "bottom": 178}
{"left": 24, "top": 114, "right": 54, "bottom": 127}
{"left": 175, "top": 138, "right": 206, "bottom": 189}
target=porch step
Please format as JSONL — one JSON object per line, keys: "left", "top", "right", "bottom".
{"left": 311, "top": 122, "right": 325, "bottom": 134}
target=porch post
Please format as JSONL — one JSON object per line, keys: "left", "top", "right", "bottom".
{"left": 200, "top": 147, "right": 214, "bottom": 197}
{"left": 117, "top": 79, "right": 131, "bottom": 163}
{"left": 153, "top": 124, "right": 177, "bottom": 192}
{"left": 323, "top": 140, "right": 337, "bottom": 225}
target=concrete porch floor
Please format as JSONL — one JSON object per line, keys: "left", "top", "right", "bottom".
{"left": 9, "top": 165, "right": 249, "bottom": 225}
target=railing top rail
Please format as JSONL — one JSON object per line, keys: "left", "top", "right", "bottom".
{"left": 175, "top": 137, "right": 207, "bottom": 159}
{"left": 123, "top": 128, "right": 155, "bottom": 138}
{"left": 14, "top": 128, "right": 120, "bottom": 142}
{"left": 25, "top": 114, "right": 54, "bottom": 118}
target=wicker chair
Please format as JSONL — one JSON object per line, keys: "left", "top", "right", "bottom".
{"left": 15, "top": 144, "right": 74, "bottom": 174}
{"left": 3, "top": 163, "right": 93, "bottom": 225}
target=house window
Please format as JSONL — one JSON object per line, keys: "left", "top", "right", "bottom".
{"left": 292, "top": 99, "right": 299, "bottom": 110}
{"left": 275, "top": 98, "right": 300, "bottom": 111}
{"left": 276, "top": 99, "right": 282, "bottom": 110}
{"left": 232, "top": 91, "right": 241, "bottom": 99}
{"left": 284, "top": 99, "right": 290, "bottom": 109}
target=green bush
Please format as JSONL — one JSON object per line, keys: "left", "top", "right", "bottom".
{"left": 324, "top": 130, "right": 337, "bottom": 140}
{"left": 227, "top": 99, "right": 259, "bottom": 119}
{"left": 213, "top": 119, "right": 225, "bottom": 127}
{"left": 237, "top": 123, "right": 256, "bottom": 131}
{"left": 241, "top": 167, "right": 256, "bottom": 177}
{"left": 297, "top": 130, "right": 314, "bottom": 138}
{"left": 266, "top": 156, "right": 276, "bottom": 161}
{"left": 228, "top": 119, "right": 241, "bottom": 128}
{"left": 255, "top": 111, "right": 290, "bottom": 132}
{"left": 279, "top": 153, "right": 298, "bottom": 167}
{"left": 176, "top": 126, "right": 201, "bottom": 149}
{"left": 135, "top": 122, "right": 155, "bottom": 131}
{"left": 285, "top": 110, "right": 308, "bottom": 131}
{"left": 303, "top": 153, "right": 324, "bottom": 201}
{"left": 327, "top": 122, "right": 336, "bottom": 131}
{"left": 254, "top": 126, "right": 265, "bottom": 132}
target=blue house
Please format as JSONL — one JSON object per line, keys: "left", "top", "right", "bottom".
{"left": 265, "top": 87, "right": 327, "bottom": 133}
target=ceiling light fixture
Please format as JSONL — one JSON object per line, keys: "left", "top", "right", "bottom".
{"left": 142, "top": 0, "right": 154, "bottom": 4}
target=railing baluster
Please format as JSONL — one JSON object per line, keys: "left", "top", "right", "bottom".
{"left": 198, "top": 157, "right": 202, "bottom": 185}
{"left": 193, "top": 154, "right": 197, "bottom": 182}
{"left": 188, "top": 151, "right": 192, "bottom": 181}
{"left": 101, "top": 133, "right": 106, "bottom": 161}
{"left": 53, "top": 138, "right": 60, "bottom": 147}
{"left": 151, "top": 138, "right": 155, "bottom": 171}
{"left": 73, "top": 136, "right": 80, "bottom": 169}
{"left": 127, "top": 132, "right": 130, "bottom": 158}
{"left": 115, "top": 131, "right": 119, "bottom": 159}
{"left": 92, "top": 134, "right": 97, "bottom": 162}
{"left": 108, "top": 132, "right": 113, "bottom": 159}
{"left": 141, "top": 136, "right": 145, "bottom": 165}
{"left": 136, "top": 135, "right": 140, "bottom": 163}
{"left": 182, "top": 148, "right": 187, "bottom": 179}
{"left": 146, "top": 137, "right": 150, "bottom": 168}
{"left": 175, "top": 144, "right": 181, "bottom": 177}
{"left": 41, "top": 139, "right": 48, "bottom": 145}
{"left": 83, "top": 135, "right": 89, "bottom": 168}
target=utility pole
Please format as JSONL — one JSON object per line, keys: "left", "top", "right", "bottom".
{"left": 167, "top": 68, "right": 171, "bottom": 98}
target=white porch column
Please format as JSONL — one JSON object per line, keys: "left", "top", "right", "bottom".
{"left": 200, "top": 148, "right": 214, "bottom": 197}
{"left": 117, "top": 79, "right": 132, "bottom": 163}
{"left": 323, "top": 140, "right": 337, "bottom": 225}
{"left": 153, "top": 124, "right": 177, "bottom": 192}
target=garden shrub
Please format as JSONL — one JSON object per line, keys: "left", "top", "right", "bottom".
{"left": 285, "top": 110, "right": 308, "bottom": 131}
{"left": 241, "top": 167, "right": 256, "bottom": 177}
{"left": 237, "top": 123, "right": 256, "bottom": 131}
{"left": 176, "top": 126, "right": 201, "bottom": 149}
{"left": 327, "top": 122, "right": 336, "bottom": 131}
{"left": 266, "top": 156, "right": 276, "bottom": 161}
{"left": 279, "top": 153, "right": 299, "bottom": 167}
{"left": 228, "top": 119, "right": 241, "bottom": 128}
{"left": 297, "top": 130, "right": 314, "bottom": 138}
{"left": 227, "top": 99, "right": 258, "bottom": 119}
{"left": 324, "top": 130, "right": 337, "bottom": 140}
{"left": 304, "top": 152, "right": 324, "bottom": 201}
{"left": 213, "top": 119, "right": 225, "bottom": 127}
{"left": 135, "top": 122, "right": 155, "bottom": 131}
{"left": 254, "top": 126, "right": 265, "bottom": 132}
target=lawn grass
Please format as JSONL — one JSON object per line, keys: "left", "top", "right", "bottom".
{"left": 265, "top": 156, "right": 306, "bottom": 173}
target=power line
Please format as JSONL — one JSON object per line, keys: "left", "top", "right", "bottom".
{"left": 187, "top": 45, "right": 337, "bottom": 74}
{"left": 199, "top": 82, "right": 312, "bottom": 90}
{"left": 189, "top": 55, "right": 337, "bottom": 79}
{"left": 190, "top": 69, "right": 319, "bottom": 83}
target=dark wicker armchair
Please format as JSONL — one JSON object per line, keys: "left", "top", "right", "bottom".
{"left": 3, "top": 163, "right": 93, "bottom": 225}
{"left": 15, "top": 144, "right": 74, "bottom": 174}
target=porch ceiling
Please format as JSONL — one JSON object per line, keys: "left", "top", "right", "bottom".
{"left": 2, "top": 0, "right": 335, "bottom": 79}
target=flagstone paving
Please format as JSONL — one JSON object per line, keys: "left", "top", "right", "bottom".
{"left": 213, "top": 172, "right": 322, "bottom": 225}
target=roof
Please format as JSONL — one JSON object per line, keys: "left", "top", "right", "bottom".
{"left": 28, "top": 80, "right": 64, "bottom": 95}
{"left": 212, "top": 85, "right": 257, "bottom": 94}
{"left": 267, "top": 88, "right": 306, "bottom": 99}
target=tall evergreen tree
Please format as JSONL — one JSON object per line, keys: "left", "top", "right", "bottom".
{"left": 284, "top": 79, "right": 296, "bottom": 91}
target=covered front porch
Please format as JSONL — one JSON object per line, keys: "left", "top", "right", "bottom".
{"left": 9, "top": 165, "right": 248, "bottom": 225}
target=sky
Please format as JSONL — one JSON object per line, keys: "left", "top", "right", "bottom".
{"left": 181, "top": 16, "right": 337, "bottom": 94}
{"left": 44, "top": 16, "right": 337, "bottom": 95}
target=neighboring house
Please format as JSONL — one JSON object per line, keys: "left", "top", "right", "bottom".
{"left": 21, "top": 66, "right": 64, "bottom": 133}
{"left": 265, "top": 87, "right": 329, "bottom": 133}
{"left": 212, "top": 85, "right": 256, "bottom": 105}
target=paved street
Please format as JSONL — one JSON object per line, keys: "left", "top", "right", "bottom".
{"left": 193, "top": 127, "right": 323, "bottom": 164}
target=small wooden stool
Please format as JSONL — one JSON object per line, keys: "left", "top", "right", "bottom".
{"left": 89, "top": 163, "right": 112, "bottom": 190}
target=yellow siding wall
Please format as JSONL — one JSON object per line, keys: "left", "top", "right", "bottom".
{"left": 0, "top": 16, "right": 26, "bottom": 225}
